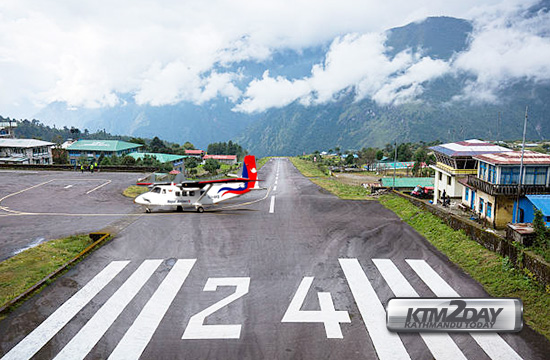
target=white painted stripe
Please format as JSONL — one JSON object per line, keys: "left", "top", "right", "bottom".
{"left": 1, "top": 261, "right": 129, "bottom": 360}
{"left": 86, "top": 180, "right": 111, "bottom": 194}
{"left": 269, "top": 196, "right": 275, "bottom": 213}
{"left": 273, "top": 185, "right": 277, "bottom": 191}
{"left": 64, "top": 185, "right": 73, "bottom": 189}
{"left": 54, "top": 260, "right": 163, "bottom": 360}
{"left": 339, "top": 259, "right": 410, "bottom": 360}
{"left": 373, "top": 259, "right": 467, "bottom": 360}
{"left": 109, "top": 259, "right": 196, "bottom": 360}
{"left": 406, "top": 260, "right": 522, "bottom": 360}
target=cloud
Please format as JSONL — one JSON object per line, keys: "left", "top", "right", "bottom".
{"left": 0, "top": 0, "right": 547, "bottom": 119}
{"left": 453, "top": 6, "right": 550, "bottom": 102}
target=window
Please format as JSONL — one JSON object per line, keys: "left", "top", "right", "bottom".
{"left": 447, "top": 176, "right": 451, "bottom": 186}
{"left": 152, "top": 187, "right": 161, "bottom": 193}
{"left": 465, "top": 188, "right": 469, "bottom": 201}
{"left": 524, "top": 167, "right": 547, "bottom": 185}
{"left": 176, "top": 191, "right": 181, "bottom": 196}
{"left": 488, "top": 165, "right": 496, "bottom": 183}
{"left": 501, "top": 167, "right": 520, "bottom": 184}
{"left": 480, "top": 162, "right": 487, "bottom": 180}
{"left": 487, "top": 202, "right": 492, "bottom": 218}
{"left": 439, "top": 172, "right": 442, "bottom": 181}
{"left": 162, "top": 189, "right": 166, "bottom": 194}
{"left": 189, "top": 191, "right": 195, "bottom": 196}
{"left": 479, "top": 198, "right": 484, "bottom": 214}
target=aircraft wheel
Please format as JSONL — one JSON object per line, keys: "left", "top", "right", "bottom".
{"left": 145, "top": 208, "right": 151, "bottom": 213}
{"left": 176, "top": 206, "right": 183, "bottom": 212}
{"left": 196, "top": 206, "right": 204, "bottom": 213}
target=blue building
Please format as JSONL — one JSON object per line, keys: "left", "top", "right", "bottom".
{"left": 515, "top": 195, "right": 550, "bottom": 225}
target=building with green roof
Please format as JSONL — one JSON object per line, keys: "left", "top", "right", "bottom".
{"left": 380, "top": 177, "right": 434, "bottom": 190}
{"left": 128, "top": 152, "right": 185, "bottom": 173}
{"left": 67, "top": 140, "right": 142, "bottom": 164}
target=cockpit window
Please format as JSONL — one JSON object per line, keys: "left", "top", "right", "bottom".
{"left": 151, "top": 187, "right": 161, "bottom": 193}
{"left": 162, "top": 189, "right": 166, "bottom": 194}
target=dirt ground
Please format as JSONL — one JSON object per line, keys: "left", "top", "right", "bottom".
{"left": 333, "top": 172, "right": 380, "bottom": 186}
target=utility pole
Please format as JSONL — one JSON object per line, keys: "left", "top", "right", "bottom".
{"left": 393, "top": 141, "right": 397, "bottom": 190}
{"left": 515, "top": 106, "right": 528, "bottom": 223}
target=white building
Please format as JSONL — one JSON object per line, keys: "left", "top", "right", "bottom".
{"left": 0, "top": 138, "right": 54, "bottom": 165}
{"left": 429, "top": 139, "right": 512, "bottom": 204}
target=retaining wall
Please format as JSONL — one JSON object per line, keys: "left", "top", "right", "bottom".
{"left": 394, "top": 191, "right": 550, "bottom": 288}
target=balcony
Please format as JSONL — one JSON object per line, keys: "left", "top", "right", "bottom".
{"left": 466, "top": 175, "right": 550, "bottom": 196}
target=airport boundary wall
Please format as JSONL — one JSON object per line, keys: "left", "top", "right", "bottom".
{"left": 394, "top": 191, "right": 550, "bottom": 289}
{"left": 0, "top": 164, "right": 157, "bottom": 172}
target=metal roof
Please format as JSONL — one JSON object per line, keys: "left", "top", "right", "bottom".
{"left": 526, "top": 195, "right": 550, "bottom": 216}
{"left": 67, "top": 140, "right": 142, "bottom": 152}
{"left": 128, "top": 152, "right": 185, "bottom": 163}
{"left": 203, "top": 155, "right": 237, "bottom": 160}
{"left": 0, "top": 138, "right": 53, "bottom": 148}
{"left": 474, "top": 150, "right": 550, "bottom": 165}
{"left": 429, "top": 139, "right": 512, "bottom": 158}
{"left": 381, "top": 177, "right": 434, "bottom": 188}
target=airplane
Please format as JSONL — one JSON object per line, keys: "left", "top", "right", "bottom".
{"left": 134, "top": 155, "right": 262, "bottom": 213}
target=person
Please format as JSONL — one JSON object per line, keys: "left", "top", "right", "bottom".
{"left": 90, "top": 163, "right": 94, "bottom": 173}
{"left": 80, "top": 164, "right": 84, "bottom": 173}
{"left": 442, "top": 190, "right": 447, "bottom": 207}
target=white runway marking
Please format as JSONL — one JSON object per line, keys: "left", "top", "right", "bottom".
{"left": 86, "top": 180, "right": 111, "bottom": 194}
{"left": 54, "top": 260, "right": 163, "bottom": 360}
{"left": 1, "top": 261, "right": 129, "bottom": 360}
{"left": 64, "top": 185, "right": 73, "bottom": 189}
{"left": 373, "top": 259, "right": 467, "bottom": 360}
{"left": 273, "top": 185, "right": 277, "bottom": 191}
{"left": 406, "top": 260, "right": 522, "bottom": 360}
{"left": 269, "top": 196, "right": 275, "bottom": 213}
{"left": 109, "top": 259, "right": 196, "bottom": 360}
{"left": 339, "top": 259, "right": 411, "bottom": 360}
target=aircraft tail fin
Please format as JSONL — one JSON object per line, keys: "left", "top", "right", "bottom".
{"left": 242, "top": 155, "right": 259, "bottom": 190}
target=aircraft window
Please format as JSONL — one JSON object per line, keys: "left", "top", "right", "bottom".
{"left": 176, "top": 191, "right": 181, "bottom": 196}
{"left": 162, "top": 189, "right": 166, "bottom": 194}
{"left": 152, "top": 187, "right": 161, "bottom": 193}
{"left": 182, "top": 192, "right": 187, "bottom": 197}
{"left": 189, "top": 191, "right": 195, "bottom": 196}
{"left": 200, "top": 191, "right": 205, "bottom": 195}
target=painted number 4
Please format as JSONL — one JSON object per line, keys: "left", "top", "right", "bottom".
{"left": 282, "top": 277, "right": 350, "bottom": 338}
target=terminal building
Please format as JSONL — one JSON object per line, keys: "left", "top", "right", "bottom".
{"left": 429, "top": 139, "right": 512, "bottom": 204}
{"left": 67, "top": 140, "right": 142, "bottom": 164}
{"left": 0, "top": 138, "right": 54, "bottom": 164}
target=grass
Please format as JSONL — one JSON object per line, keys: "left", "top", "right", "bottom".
{"left": 257, "top": 157, "right": 273, "bottom": 170}
{"left": 290, "top": 157, "right": 371, "bottom": 200}
{"left": 379, "top": 194, "right": 550, "bottom": 341}
{"left": 123, "top": 185, "right": 149, "bottom": 198}
{"left": 289, "top": 157, "right": 328, "bottom": 178}
{"left": 311, "top": 178, "right": 370, "bottom": 200}
{"left": 0, "top": 234, "right": 95, "bottom": 309}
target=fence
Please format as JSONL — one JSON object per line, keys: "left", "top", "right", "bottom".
{"left": 0, "top": 164, "right": 157, "bottom": 172}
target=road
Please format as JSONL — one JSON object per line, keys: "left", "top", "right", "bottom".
{"left": 0, "top": 159, "right": 549, "bottom": 359}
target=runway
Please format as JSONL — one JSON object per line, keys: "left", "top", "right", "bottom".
{"left": 0, "top": 159, "right": 549, "bottom": 359}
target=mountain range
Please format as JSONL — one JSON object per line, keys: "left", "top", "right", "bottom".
{"left": 34, "top": 12, "right": 550, "bottom": 157}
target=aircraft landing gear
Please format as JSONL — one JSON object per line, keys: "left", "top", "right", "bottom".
{"left": 145, "top": 208, "right": 151, "bottom": 213}
{"left": 196, "top": 206, "right": 204, "bottom": 213}
{"left": 176, "top": 206, "right": 183, "bottom": 212}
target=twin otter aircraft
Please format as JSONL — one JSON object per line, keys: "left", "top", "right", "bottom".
{"left": 134, "top": 155, "right": 261, "bottom": 213}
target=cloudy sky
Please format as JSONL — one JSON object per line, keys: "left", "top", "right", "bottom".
{"left": 0, "top": 0, "right": 549, "bottom": 119}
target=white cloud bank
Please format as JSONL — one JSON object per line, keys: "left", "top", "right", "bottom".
{"left": 0, "top": 0, "right": 548, "bottom": 118}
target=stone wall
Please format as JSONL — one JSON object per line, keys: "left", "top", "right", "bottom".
{"left": 395, "top": 191, "right": 550, "bottom": 288}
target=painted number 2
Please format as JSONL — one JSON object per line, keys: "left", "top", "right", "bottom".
{"left": 182, "top": 277, "right": 250, "bottom": 339}
{"left": 282, "top": 277, "right": 350, "bottom": 338}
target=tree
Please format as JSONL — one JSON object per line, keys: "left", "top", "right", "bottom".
{"left": 204, "top": 158, "right": 220, "bottom": 174}
{"left": 345, "top": 153, "right": 355, "bottom": 165}
{"left": 121, "top": 155, "right": 136, "bottom": 166}
{"left": 183, "top": 141, "right": 195, "bottom": 150}
{"left": 375, "top": 150, "right": 384, "bottom": 161}
{"left": 185, "top": 157, "right": 198, "bottom": 169}
{"left": 532, "top": 208, "right": 550, "bottom": 248}
{"left": 100, "top": 156, "right": 112, "bottom": 166}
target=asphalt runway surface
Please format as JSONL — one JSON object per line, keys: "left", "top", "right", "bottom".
{"left": 1, "top": 159, "right": 549, "bottom": 359}
{"left": 0, "top": 170, "right": 147, "bottom": 261}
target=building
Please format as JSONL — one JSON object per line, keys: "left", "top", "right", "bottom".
{"left": 203, "top": 154, "right": 238, "bottom": 165}
{"left": 515, "top": 195, "right": 550, "bottom": 226}
{"left": 67, "top": 140, "right": 142, "bottom": 164}
{"left": 0, "top": 121, "right": 17, "bottom": 138}
{"left": 128, "top": 152, "right": 185, "bottom": 173}
{"left": 461, "top": 150, "right": 550, "bottom": 228}
{"left": 380, "top": 177, "right": 434, "bottom": 190}
{"left": 185, "top": 149, "right": 206, "bottom": 158}
{"left": 429, "top": 139, "right": 512, "bottom": 204}
{"left": 0, "top": 138, "right": 54, "bottom": 164}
